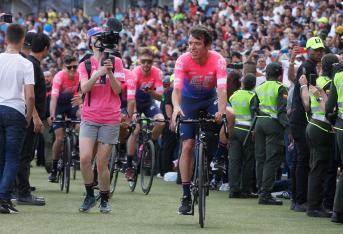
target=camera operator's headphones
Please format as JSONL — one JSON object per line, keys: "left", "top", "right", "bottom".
{"left": 87, "top": 27, "right": 104, "bottom": 50}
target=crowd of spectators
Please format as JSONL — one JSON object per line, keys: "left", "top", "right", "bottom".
{"left": 1, "top": 0, "right": 343, "bottom": 85}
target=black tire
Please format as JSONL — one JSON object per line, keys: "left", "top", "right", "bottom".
{"left": 59, "top": 160, "right": 64, "bottom": 191}
{"left": 64, "top": 136, "right": 72, "bottom": 194}
{"left": 140, "top": 140, "right": 155, "bottom": 195}
{"left": 109, "top": 145, "right": 120, "bottom": 196}
{"left": 128, "top": 155, "right": 139, "bottom": 192}
{"left": 72, "top": 134, "right": 78, "bottom": 180}
{"left": 198, "top": 142, "right": 206, "bottom": 228}
{"left": 73, "top": 160, "right": 77, "bottom": 180}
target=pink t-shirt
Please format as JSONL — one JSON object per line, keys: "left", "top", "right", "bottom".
{"left": 51, "top": 70, "right": 79, "bottom": 97}
{"left": 78, "top": 56, "right": 124, "bottom": 124}
{"left": 132, "top": 65, "right": 163, "bottom": 103}
{"left": 174, "top": 50, "right": 227, "bottom": 99}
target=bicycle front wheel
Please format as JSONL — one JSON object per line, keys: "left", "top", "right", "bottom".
{"left": 64, "top": 136, "right": 72, "bottom": 194}
{"left": 140, "top": 140, "right": 155, "bottom": 195}
{"left": 109, "top": 145, "right": 120, "bottom": 196}
{"left": 198, "top": 142, "right": 206, "bottom": 228}
{"left": 58, "top": 159, "right": 64, "bottom": 191}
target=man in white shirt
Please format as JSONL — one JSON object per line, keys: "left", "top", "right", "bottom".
{"left": 0, "top": 24, "right": 35, "bottom": 214}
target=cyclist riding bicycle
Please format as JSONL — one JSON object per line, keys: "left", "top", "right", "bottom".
{"left": 48, "top": 55, "right": 80, "bottom": 182}
{"left": 125, "top": 47, "right": 165, "bottom": 181}
{"left": 171, "top": 25, "right": 234, "bottom": 215}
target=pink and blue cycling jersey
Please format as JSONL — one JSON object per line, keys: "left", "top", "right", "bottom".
{"left": 132, "top": 65, "right": 164, "bottom": 104}
{"left": 174, "top": 50, "right": 227, "bottom": 99}
{"left": 51, "top": 70, "right": 79, "bottom": 98}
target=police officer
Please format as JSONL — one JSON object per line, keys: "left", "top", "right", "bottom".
{"left": 228, "top": 74, "right": 258, "bottom": 198}
{"left": 326, "top": 60, "right": 343, "bottom": 224}
{"left": 254, "top": 62, "right": 288, "bottom": 205}
{"left": 299, "top": 54, "right": 338, "bottom": 218}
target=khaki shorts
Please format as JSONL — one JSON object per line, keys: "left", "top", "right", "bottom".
{"left": 80, "top": 121, "right": 120, "bottom": 145}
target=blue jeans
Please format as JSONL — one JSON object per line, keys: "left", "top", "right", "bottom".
{"left": 0, "top": 105, "right": 26, "bottom": 200}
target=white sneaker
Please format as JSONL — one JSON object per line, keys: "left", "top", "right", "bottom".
{"left": 219, "top": 183, "right": 230, "bottom": 192}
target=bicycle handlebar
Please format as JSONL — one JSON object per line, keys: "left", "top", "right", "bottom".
{"left": 175, "top": 114, "right": 228, "bottom": 138}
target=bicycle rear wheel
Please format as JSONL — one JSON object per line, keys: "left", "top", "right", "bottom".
{"left": 140, "top": 140, "right": 155, "bottom": 195}
{"left": 64, "top": 136, "right": 72, "bottom": 194}
{"left": 198, "top": 142, "right": 206, "bottom": 228}
{"left": 128, "top": 156, "right": 139, "bottom": 192}
{"left": 109, "top": 145, "right": 120, "bottom": 196}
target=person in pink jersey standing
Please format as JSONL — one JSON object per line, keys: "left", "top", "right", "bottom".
{"left": 77, "top": 27, "right": 124, "bottom": 213}
{"left": 125, "top": 47, "right": 165, "bottom": 181}
{"left": 171, "top": 25, "right": 234, "bottom": 215}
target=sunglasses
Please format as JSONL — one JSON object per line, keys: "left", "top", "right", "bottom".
{"left": 141, "top": 59, "right": 153, "bottom": 65}
{"left": 66, "top": 65, "right": 78, "bottom": 70}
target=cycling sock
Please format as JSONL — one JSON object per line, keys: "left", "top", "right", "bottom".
{"left": 85, "top": 183, "right": 94, "bottom": 197}
{"left": 182, "top": 182, "right": 191, "bottom": 198}
{"left": 214, "top": 142, "right": 228, "bottom": 160}
{"left": 52, "top": 160, "right": 58, "bottom": 172}
{"left": 100, "top": 190, "right": 109, "bottom": 203}
{"left": 127, "top": 155, "right": 133, "bottom": 167}
{"left": 119, "top": 143, "right": 126, "bottom": 152}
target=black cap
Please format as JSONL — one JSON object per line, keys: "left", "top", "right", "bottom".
{"left": 266, "top": 62, "right": 282, "bottom": 78}
{"left": 24, "top": 32, "right": 36, "bottom": 47}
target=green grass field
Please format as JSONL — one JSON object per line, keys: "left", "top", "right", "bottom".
{"left": 1, "top": 166, "right": 342, "bottom": 234}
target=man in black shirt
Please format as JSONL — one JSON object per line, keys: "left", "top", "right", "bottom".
{"left": 289, "top": 37, "right": 325, "bottom": 211}
{"left": 160, "top": 75, "right": 177, "bottom": 175}
{"left": 16, "top": 33, "right": 50, "bottom": 206}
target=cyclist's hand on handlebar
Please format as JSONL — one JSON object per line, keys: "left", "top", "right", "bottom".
{"left": 215, "top": 112, "right": 225, "bottom": 124}
{"left": 131, "top": 112, "right": 139, "bottom": 122}
{"left": 171, "top": 107, "right": 184, "bottom": 132}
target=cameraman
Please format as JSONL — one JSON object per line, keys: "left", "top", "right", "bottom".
{"left": 78, "top": 27, "right": 123, "bottom": 213}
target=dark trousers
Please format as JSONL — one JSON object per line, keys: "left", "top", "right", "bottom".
{"left": 229, "top": 126, "right": 254, "bottom": 193}
{"left": 160, "top": 124, "right": 177, "bottom": 175}
{"left": 255, "top": 118, "right": 284, "bottom": 195}
{"left": 16, "top": 122, "right": 35, "bottom": 197}
{"left": 305, "top": 122, "right": 334, "bottom": 210}
{"left": 0, "top": 106, "right": 26, "bottom": 200}
{"left": 35, "top": 133, "right": 45, "bottom": 166}
{"left": 323, "top": 154, "right": 338, "bottom": 210}
{"left": 291, "top": 125, "right": 310, "bottom": 205}
{"left": 334, "top": 130, "right": 343, "bottom": 213}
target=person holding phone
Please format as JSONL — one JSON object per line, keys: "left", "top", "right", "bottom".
{"left": 289, "top": 37, "right": 325, "bottom": 212}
